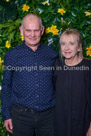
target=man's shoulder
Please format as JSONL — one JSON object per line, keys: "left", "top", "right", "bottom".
{"left": 5, "top": 44, "right": 23, "bottom": 57}
{"left": 42, "top": 44, "right": 54, "bottom": 50}
{"left": 41, "top": 44, "right": 58, "bottom": 55}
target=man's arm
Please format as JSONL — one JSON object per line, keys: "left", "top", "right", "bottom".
{"left": 1, "top": 52, "right": 13, "bottom": 120}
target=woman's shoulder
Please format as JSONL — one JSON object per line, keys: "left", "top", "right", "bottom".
{"left": 83, "top": 58, "right": 91, "bottom": 65}
{"left": 54, "top": 58, "right": 64, "bottom": 66}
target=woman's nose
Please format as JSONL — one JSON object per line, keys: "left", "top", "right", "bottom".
{"left": 65, "top": 44, "right": 69, "bottom": 50}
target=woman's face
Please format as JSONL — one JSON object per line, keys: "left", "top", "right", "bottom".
{"left": 60, "top": 34, "right": 81, "bottom": 60}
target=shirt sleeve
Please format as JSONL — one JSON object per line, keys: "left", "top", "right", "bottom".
{"left": 1, "top": 52, "right": 13, "bottom": 120}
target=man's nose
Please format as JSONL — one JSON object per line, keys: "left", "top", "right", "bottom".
{"left": 31, "top": 31, "right": 35, "bottom": 37}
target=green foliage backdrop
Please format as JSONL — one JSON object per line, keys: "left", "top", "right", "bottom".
{"left": 0, "top": 0, "right": 91, "bottom": 135}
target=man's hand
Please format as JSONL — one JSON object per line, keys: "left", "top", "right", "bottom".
{"left": 4, "top": 119, "right": 13, "bottom": 133}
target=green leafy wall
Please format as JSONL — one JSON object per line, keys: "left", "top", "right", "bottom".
{"left": 0, "top": 0, "right": 91, "bottom": 135}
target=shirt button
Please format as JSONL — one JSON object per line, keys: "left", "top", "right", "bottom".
{"left": 35, "top": 105, "right": 39, "bottom": 108}
{"left": 36, "top": 95, "right": 39, "bottom": 98}
{"left": 34, "top": 53, "right": 37, "bottom": 56}
{"left": 36, "top": 84, "right": 39, "bottom": 87}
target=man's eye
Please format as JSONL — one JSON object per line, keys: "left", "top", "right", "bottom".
{"left": 26, "top": 30, "right": 31, "bottom": 32}
{"left": 35, "top": 30, "right": 40, "bottom": 32}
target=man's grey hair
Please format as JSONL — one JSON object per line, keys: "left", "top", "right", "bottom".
{"left": 21, "top": 13, "right": 43, "bottom": 30}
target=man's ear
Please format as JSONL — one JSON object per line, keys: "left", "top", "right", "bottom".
{"left": 19, "top": 26, "right": 23, "bottom": 36}
{"left": 41, "top": 26, "right": 45, "bottom": 35}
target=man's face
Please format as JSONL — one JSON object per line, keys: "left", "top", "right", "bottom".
{"left": 20, "top": 17, "right": 44, "bottom": 48}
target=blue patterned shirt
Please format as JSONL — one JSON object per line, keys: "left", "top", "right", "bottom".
{"left": 1, "top": 42, "right": 58, "bottom": 120}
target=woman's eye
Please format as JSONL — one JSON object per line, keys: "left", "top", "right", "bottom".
{"left": 61, "top": 43, "right": 66, "bottom": 46}
{"left": 70, "top": 42, "right": 74, "bottom": 45}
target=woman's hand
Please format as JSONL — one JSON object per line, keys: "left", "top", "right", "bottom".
{"left": 86, "top": 123, "right": 91, "bottom": 136}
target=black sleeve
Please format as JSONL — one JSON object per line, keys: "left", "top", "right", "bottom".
{"left": 87, "top": 60, "right": 91, "bottom": 121}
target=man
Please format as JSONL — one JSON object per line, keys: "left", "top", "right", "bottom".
{"left": 1, "top": 14, "right": 58, "bottom": 136}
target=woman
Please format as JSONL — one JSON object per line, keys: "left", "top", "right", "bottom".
{"left": 54, "top": 29, "right": 91, "bottom": 136}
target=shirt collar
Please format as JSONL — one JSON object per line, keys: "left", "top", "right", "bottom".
{"left": 22, "top": 41, "right": 42, "bottom": 51}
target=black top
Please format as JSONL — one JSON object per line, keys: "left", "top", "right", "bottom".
{"left": 54, "top": 59, "right": 91, "bottom": 136}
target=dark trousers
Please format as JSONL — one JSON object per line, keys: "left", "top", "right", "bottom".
{"left": 12, "top": 106, "right": 55, "bottom": 136}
